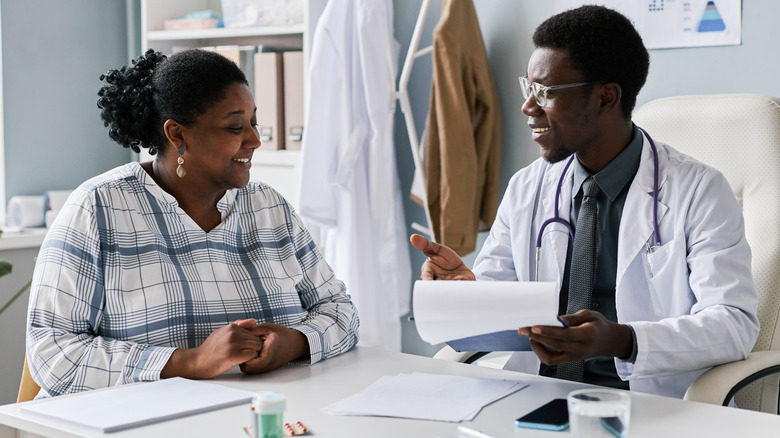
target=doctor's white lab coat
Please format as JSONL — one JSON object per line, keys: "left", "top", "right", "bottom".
{"left": 473, "top": 134, "right": 759, "bottom": 399}
{"left": 297, "top": 0, "right": 411, "bottom": 350}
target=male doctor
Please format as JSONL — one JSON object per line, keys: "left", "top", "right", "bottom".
{"left": 411, "top": 5, "right": 758, "bottom": 399}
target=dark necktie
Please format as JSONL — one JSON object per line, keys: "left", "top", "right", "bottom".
{"left": 556, "top": 176, "right": 600, "bottom": 382}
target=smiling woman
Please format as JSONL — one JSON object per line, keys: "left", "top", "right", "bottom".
{"left": 23, "top": 49, "right": 359, "bottom": 399}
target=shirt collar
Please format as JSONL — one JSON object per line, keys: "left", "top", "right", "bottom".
{"left": 571, "top": 125, "right": 643, "bottom": 201}
{"left": 131, "top": 161, "right": 234, "bottom": 216}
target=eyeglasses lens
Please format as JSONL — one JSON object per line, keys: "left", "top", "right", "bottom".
{"left": 519, "top": 77, "right": 547, "bottom": 107}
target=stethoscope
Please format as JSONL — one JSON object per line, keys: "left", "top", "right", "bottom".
{"left": 534, "top": 126, "right": 661, "bottom": 281}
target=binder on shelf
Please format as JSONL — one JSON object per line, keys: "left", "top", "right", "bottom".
{"left": 254, "top": 52, "right": 285, "bottom": 150}
{"left": 239, "top": 46, "right": 257, "bottom": 93}
{"left": 214, "top": 45, "right": 241, "bottom": 66}
{"left": 283, "top": 50, "right": 304, "bottom": 151}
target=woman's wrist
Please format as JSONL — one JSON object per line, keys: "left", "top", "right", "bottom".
{"left": 293, "top": 329, "right": 311, "bottom": 360}
{"left": 161, "top": 348, "right": 198, "bottom": 379}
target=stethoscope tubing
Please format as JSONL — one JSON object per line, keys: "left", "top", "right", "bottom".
{"left": 640, "top": 126, "right": 662, "bottom": 247}
{"left": 534, "top": 127, "right": 661, "bottom": 281}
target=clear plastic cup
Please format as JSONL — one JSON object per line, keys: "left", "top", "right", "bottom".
{"left": 567, "top": 388, "right": 631, "bottom": 438}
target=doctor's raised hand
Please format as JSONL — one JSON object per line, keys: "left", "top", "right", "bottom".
{"left": 410, "top": 234, "right": 475, "bottom": 281}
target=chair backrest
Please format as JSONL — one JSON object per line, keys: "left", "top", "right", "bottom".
{"left": 18, "top": 354, "right": 40, "bottom": 403}
{"left": 633, "top": 94, "right": 780, "bottom": 412}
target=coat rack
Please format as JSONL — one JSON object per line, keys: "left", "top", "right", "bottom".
{"left": 397, "top": 0, "right": 435, "bottom": 240}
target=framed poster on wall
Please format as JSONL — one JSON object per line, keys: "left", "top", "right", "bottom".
{"left": 552, "top": 0, "right": 742, "bottom": 49}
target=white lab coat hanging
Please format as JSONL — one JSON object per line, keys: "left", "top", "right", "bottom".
{"left": 297, "top": 0, "right": 411, "bottom": 350}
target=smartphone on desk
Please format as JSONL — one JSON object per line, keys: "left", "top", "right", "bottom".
{"left": 515, "top": 398, "right": 569, "bottom": 431}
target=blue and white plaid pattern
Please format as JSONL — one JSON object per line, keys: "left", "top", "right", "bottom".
{"left": 27, "top": 163, "right": 359, "bottom": 398}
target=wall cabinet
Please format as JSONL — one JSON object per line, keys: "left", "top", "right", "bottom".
{"left": 139, "top": 0, "right": 324, "bottom": 206}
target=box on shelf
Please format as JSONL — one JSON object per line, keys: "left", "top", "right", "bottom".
{"left": 163, "top": 18, "right": 220, "bottom": 31}
{"left": 283, "top": 51, "right": 304, "bottom": 151}
{"left": 254, "top": 52, "right": 284, "bottom": 150}
{"left": 221, "top": 0, "right": 304, "bottom": 28}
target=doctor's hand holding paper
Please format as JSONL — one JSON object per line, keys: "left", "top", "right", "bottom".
{"left": 412, "top": 5, "right": 758, "bottom": 399}
{"left": 410, "top": 233, "right": 633, "bottom": 370}
{"left": 518, "top": 310, "right": 633, "bottom": 370}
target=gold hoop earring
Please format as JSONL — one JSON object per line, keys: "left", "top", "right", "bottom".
{"left": 176, "top": 145, "right": 186, "bottom": 178}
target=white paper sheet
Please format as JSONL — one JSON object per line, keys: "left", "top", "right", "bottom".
{"left": 323, "top": 373, "right": 528, "bottom": 422}
{"left": 21, "top": 377, "right": 254, "bottom": 433}
{"left": 412, "top": 280, "right": 561, "bottom": 345}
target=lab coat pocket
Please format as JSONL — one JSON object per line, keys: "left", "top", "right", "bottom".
{"left": 644, "top": 235, "right": 688, "bottom": 317}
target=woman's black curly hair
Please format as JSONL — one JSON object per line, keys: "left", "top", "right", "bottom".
{"left": 533, "top": 5, "right": 649, "bottom": 119}
{"left": 97, "top": 48, "right": 248, "bottom": 156}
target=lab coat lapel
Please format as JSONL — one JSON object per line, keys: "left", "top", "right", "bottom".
{"left": 616, "top": 135, "right": 669, "bottom": 289}
{"left": 538, "top": 161, "right": 573, "bottom": 286}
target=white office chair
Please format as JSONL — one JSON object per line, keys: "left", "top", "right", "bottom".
{"left": 633, "top": 94, "right": 780, "bottom": 413}
{"left": 434, "top": 94, "right": 780, "bottom": 413}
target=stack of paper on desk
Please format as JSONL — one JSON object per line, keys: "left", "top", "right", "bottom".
{"left": 20, "top": 377, "right": 254, "bottom": 433}
{"left": 323, "top": 373, "right": 527, "bottom": 422}
{"left": 413, "top": 280, "right": 563, "bottom": 351}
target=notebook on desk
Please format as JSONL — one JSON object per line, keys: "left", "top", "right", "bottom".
{"left": 20, "top": 377, "right": 253, "bottom": 433}
{"left": 413, "top": 280, "right": 564, "bottom": 349}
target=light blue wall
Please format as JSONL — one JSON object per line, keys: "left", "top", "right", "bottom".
{"left": 1, "top": 0, "right": 132, "bottom": 203}
{"left": 394, "top": 0, "right": 780, "bottom": 356}
{"left": 0, "top": 0, "right": 133, "bottom": 405}
{"left": 0, "top": 245, "right": 39, "bottom": 405}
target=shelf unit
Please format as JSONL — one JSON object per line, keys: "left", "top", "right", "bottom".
{"left": 146, "top": 24, "right": 305, "bottom": 45}
{"left": 138, "top": 0, "right": 326, "bottom": 206}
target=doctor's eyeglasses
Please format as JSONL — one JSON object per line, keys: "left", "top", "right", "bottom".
{"left": 519, "top": 76, "right": 596, "bottom": 108}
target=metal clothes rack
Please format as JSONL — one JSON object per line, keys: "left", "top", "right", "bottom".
{"left": 397, "top": 0, "right": 435, "bottom": 240}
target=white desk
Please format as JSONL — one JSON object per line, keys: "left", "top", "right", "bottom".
{"left": 1, "top": 347, "right": 779, "bottom": 437}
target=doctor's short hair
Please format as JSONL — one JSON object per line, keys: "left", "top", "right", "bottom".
{"left": 97, "top": 48, "right": 249, "bottom": 156}
{"left": 532, "top": 5, "right": 649, "bottom": 119}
